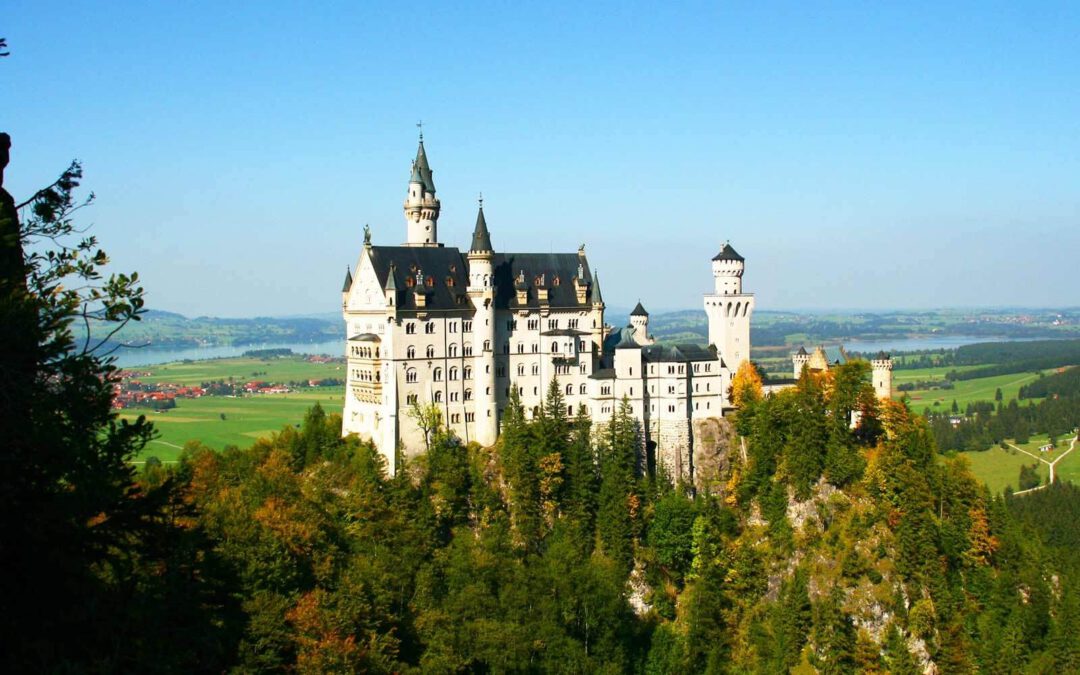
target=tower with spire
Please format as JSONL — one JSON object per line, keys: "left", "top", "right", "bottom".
{"left": 466, "top": 198, "right": 498, "bottom": 445}
{"left": 703, "top": 242, "right": 755, "bottom": 373}
{"left": 403, "top": 130, "right": 441, "bottom": 246}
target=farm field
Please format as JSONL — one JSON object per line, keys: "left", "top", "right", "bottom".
{"left": 117, "top": 356, "right": 348, "bottom": 463}
{"left": 959, "top": 446, "right": 1043, "bottom": 494}
{"left": 123, "top": 388, "right": 346, "bottom": 463}
{"left": 896, "top": 367, "right": 1051, "bottom": 414}
{"left": 125, "top": 355, "right": 346, "bottom": 386}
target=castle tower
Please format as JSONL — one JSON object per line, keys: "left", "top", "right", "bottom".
{"left": 403, "top": 134, "right": 441, "bottom": 246}
{"left": 703, "top": 242, "right": 754, "bottom": 373}
{"left": 467, "top": 201, "right": 498, "bottom": 445}
{"left": 792, "top": 346, "right": 810, "bottom": 378}
{"left": 629, "top": 301, "right": 651, "bottom": 345}
{"left": 871, "top": 352, "right": 893, "bottom": 401}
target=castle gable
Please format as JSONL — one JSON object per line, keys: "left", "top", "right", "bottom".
{"left": 346, "top": 253, "right": 387, "bottom": 311}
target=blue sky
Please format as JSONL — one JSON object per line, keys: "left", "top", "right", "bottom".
{"left": 5, "top": 1, "right": 1079, "bottom": 316}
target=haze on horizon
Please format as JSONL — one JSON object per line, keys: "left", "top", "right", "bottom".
{"left": 5, "top": 1, "right": 1079, "bottom": 317}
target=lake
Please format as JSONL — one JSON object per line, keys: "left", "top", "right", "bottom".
{"left": 842, "top": 335, "right": 1050, "bottom": 355}
{"left": 111, "top": 339, "right": 346, "bottom": 367}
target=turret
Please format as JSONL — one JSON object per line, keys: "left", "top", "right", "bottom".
{"left": 467, "top": 200, "right": 498, "bottom": 445}
{"left": 871, "top": 351, "right": 893, "bottom": 401}
{"left": 630, "top": 301, "right": 651, "bottom": 345}
{"left": 403, "top": 134, "right": 441, "bottom": 246}
{"left": 341, "top": 265, "right": 353, "bottom": 308}
{"left": 792, "top": 346, "right": 810, "bottom": 378}
{"left": 703, "top": 241, "right": 754, "bottom": 372}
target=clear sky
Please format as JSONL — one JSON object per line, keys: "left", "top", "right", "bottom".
{"left": 5, "top": 1, "right": 1079, "bottom": 317}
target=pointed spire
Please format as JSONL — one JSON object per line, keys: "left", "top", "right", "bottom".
{"left": 630, "top": 301, "right": 648, "bottom": 317}
{"left": 592, "top": 270, "right": 604, "bottom": 305}
{"left": 384, "top": 262, "right": 398, "bottom": 291}
{"left": 413, "top": 135, "right": 435, "bottom": 193}
{"left": 470, "top": 196, "right": 493, "bottom": 252}
{"left": 341, "top": 266, "right": 353, "bottom": 292}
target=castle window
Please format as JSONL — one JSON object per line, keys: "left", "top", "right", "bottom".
{"left": 450, "top": 392, "right": 459, "bottom": 402}
{"left": 668, "top": 405, "right": 675, "bottom": 413}
{"left": 464, "top": 344, "right": 473, "bottom": 356}
{"left": 518, "top": 343, "right": 525, "bottom": 354}
{"left": 405, "top": 277, "right": 415, "bottom": 288}
{"left": 601, "top": 385, "right": 611, "bottom": 396}
{"left": 464, "top": 367, "right": 472, "bottom": 379}
{"left": 406, "top": 322, "right": 416, "bottom": 334}
{"left": 466, "top": 412, "right": 475, "bottom": 422}
{"left": 548, "top": 319, "right": 558, "bottom": 330}
{"left": 532, "top": 364, "right": 539, "bottom": 375}
{"left": 451, "top": 413, "right": 459, "bottom": 423}
{"left": 579, "top": 340, "right": 586, "bottom": 351}
{"left": 446, "top": 277, "right": 455, "bottom": 287}
{"left": 565, "top": 383, "right": 573, "bottom": 395}
{"left": 449, "top": 344, "right": 458, "bottom": 357}
{"left": 551, "top": 341, "right": 559, "bottom": 352}
{"left": 528, "top": 319, "right": 539, "bottom": 330}
{"left": 517, "top": 364, "right": 525, "bottom": 376}
{"left": 426, "top": 345, "right": 435, "bottom": 358}
{"left": 567, "top": 405, "right": 572, "bottom": 415}
{"left": 434, "top": 391, "right": 443, "bottom": 402}
{"left": 406, "top": 369, "right": 417, "bottom": 383}
{"left": 449, "top": 367, "right": 458, "bottom": 381}
{"left": 568, "top": 319, "right": 578, "bottom": 329}
{"left": 533, "top": 387, "right": 538, "bottom": 396}
{"left": 406, "top": 393, "right": 418, "bottom": 404}
{"left": 705, "top": 363, "right": 711, "bottom": 372}
{"left": 407, "top": 346, "right": 416, "bottom": 358}
{"left": 464, "top": 389, "right": 472, "bottom": 401}
{"left": 449, "top": 321, "right": 457, "bottom": 333}
{"left": 425, "top": 322, "right": 435, "bottom": 334}
{"left": 532, "top": 343, "right": 539, "bottom": 354}
{"left": 580, "top": 384, "right": 587, "bottom": 394}
{"left": 463, "top": 321, "right": 472, "bottom": 332}
{"left": 553, "top": 276, "right": 561, "bottom": 286}
{"left": 668, "top": 385, "right": 675, "bottom": 394}
{"left": 433, "top": 368, "right": 443, "bottom": 381}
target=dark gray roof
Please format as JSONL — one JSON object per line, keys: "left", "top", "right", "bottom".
{"left": 712, "top": 243, "right": 744, "bottom": 262}
{"left": 541, "top": 328, "right": 590, "bottom": 337}
{"left": 603, "top": 325, "right": 636, "bottom": 353}
{"left": 367, "top": 246, "right": 470, "bottom": 312}
{"left": 471, "top": 205, "right": 493, "bottom": 252}
{"left": 349, "top": 333, "right": 380, "bottom": 342}
{"left": 589, "top": 368, "right": 616, "bottom": 380}
{"left": 875, "top": 351, "right": 891, "bottom": 360}
{"left": 592, "top": 271, "right": 603, "bottom": 304}
{"left": 642, "top": 343, "right": 719, "bottom": 363}
{"left": 491, "top": 252, "right": 598, "bottom": 310}
{"left": 614, "top": 336, "right": 642, "bottom": 350}
{"left": 630, "top": 301, "right": 649, "bottom": 317}
{"left": 414, "top": 140, "right": 436, "bottom": 193}
{"left": 795, "top": 346, "right": 808, "bottom": 356}
{"left": 342, "top": 266, "right": 353, "bottom": 292}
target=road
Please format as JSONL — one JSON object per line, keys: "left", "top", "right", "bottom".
{"left": 1010, "top": 434, "right": 1079, "bottom": 495}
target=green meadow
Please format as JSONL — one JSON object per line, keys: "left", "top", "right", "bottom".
{"left": 118, "top": 356, "right": 347, "bottom": 462}
{"left": 893, "top": 365, "right": 1050, "bottom": 414}
{"left": 958, "top": 446, "right": 1041, "bottom": 494}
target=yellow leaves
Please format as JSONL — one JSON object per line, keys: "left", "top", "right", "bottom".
{"left": 730, "top": 360, "right": 764, "bottom": 408}
{"left": 724, "top": 467, "right": 740, "bottom": 508}
{"left": 538, "top": 451, "right": 564, "bottom": 526}
{"left": 254, "top": 496, "right": 320, "bottom": 557}
{"left": 966, "top": 506, "right": 999, "bottom": 566}
{"left": 878, "top": 398, "right": 916, "bottom": 439}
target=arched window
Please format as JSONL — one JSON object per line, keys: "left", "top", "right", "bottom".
{"left": 406, "top": 369, "right": 417, "bottom": 383}
{"left": 407, "top": 346, "right": 416, "bottom": 358}
{"left": 449, "top": 344, "right": 458, "bottom": 357}
{"left": 517, "top": 364, "right": 525, "bottom": 376}
{"left": 426, "top": 345, "right": 435, "bottom": 358}
{"left": 579, "top": 383, "right": 587, "bottom": 394}
{"left": 531, "top": 364, "right": 539, "bottom": 375}
{"left": 464, "top": 367, "right": 472, "bottom": 379}
{"left": 434, "top": 391, "right": 443, "bottom": 402}
{"left": 551, "top": 341, "right": 558, "bottom": 352}
{"left": 405, "top": 322, "right": 416, "bottom": 334}
{"left": 464, "top": 389, "right": 472, "bottom": 401}
{"left": 565, "top": 383, "right": 573, "bottom": 395}
{"left": 464, "top": 344, "right": 473, "bottom": 356}
{"left": 449, "top": 367, "right": 458, "bottom": 381}
{"left": 483, "top": 340, "right": 491, "bottom": 351}
{"left": 425, "top": 322, "right": 435, "bottom": 334}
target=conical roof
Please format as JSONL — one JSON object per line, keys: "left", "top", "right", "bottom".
{"left": 341, "top": 266, "right": 353, "bottom": 292}
{"left": 795, "top": 346, "right": 808, "bottom": 356}
{"left": 471, "top": 204, "right": 493, "bottom": 252}
{"left": 414, "top": 140, "right": 436, "bottom": 193}
{"left": 592, "top": 271, "right": 603, "bottom": 304}
{"left": 712, "top": 242, "right": 744, "bottom": 262}
{"left": 630, "top": 301, "right": 649, "bottom": 317}
{"left": 384, "top": 263, "right": 398, "bottom": 291}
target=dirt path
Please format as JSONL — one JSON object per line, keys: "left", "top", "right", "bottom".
{"left": 1011, "top": 434, "right": 1078, "bottom": 496}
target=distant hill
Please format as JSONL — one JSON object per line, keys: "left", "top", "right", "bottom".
{"left": 84, "top": 309, "right": 342, "bottom": 351}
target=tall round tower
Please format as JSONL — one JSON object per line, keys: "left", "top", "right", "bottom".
{"left": 629, "top": 301, "right": 650, "bottom": 344}
{"left": 467, "top": 201, "right": 498, "bottom": 445}
{"left": 403, "top": 134, "right": 441, "bottom": 246}
{"left": 871, "top": 352, "right": 893, "bottom": 401}
{"left": 792, "top": 346, "right": 810, "bottom": 379}
{"left": 703, "top": 242, "right": 755, "bottom": 373}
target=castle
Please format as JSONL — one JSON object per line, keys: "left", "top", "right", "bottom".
{"left": 341, "top": 136, "right": 890, "bottom": 476}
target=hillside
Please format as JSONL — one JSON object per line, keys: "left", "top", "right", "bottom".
{"left": 82, "top": 309, "right": 342, "bottom": 350}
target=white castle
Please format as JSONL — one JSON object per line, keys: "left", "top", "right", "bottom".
{"left": 341, "top": 136, "right": 890, "bottom": 476}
